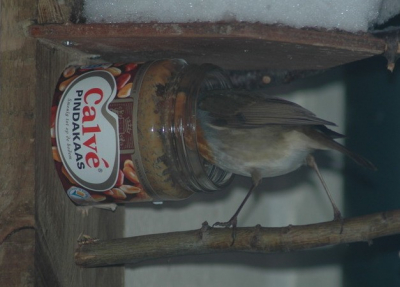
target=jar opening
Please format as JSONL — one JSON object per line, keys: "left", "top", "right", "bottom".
{"left": 167, "top": 63, "right": 234, "bottom": 193}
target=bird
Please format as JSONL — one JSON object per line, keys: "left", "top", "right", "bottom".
{"left": 196, "top": 89, "right": 376, "bottom": 236}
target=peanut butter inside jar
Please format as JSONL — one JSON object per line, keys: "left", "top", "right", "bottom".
{"left": 134, "top": 59, "right": 234, "bottom": 202}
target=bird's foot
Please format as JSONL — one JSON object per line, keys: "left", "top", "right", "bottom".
{"left": 332, "top": 209, "right": 344, "bottom": 234}
{"left": 333, "top": 209, "right": 342, "bottom": 221}
{"left": 212, "top": 216, "right": 238, "bottom": 246}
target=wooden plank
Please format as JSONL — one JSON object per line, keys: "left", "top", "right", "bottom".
{"left": 30, "top": 22, "right": 388, "bottom": 70}
{"left": 1, "top": 0, "right": 124, "bottom": 285}
{"left": 35, "top": 40, "right": 125, "bottom": 287}
{"left": 1, "top": 229, "right": 35, "bottom": 286}
{"left": 0, "top": 0, "right": 37, "bottom": 286}
{"left": 37, "top": 0, "right": 65, "bottom": 24}
{"left": 36, "top": 0, "right": 81, "bottom": 24}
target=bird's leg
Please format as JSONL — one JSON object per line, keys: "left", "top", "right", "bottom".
{"left": 213, "top": 172, "right": 261, "bottom": 244}
{"left": 306, "top": 154, "right": 342, "bottom": 221}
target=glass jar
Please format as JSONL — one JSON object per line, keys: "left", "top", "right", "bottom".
{"left": 51, "top": 59, "right": 233, "bottom": 206}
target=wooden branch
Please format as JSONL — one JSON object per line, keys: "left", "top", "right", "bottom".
{"left": 75, "top": 209, "right": 400, "bottom": 267}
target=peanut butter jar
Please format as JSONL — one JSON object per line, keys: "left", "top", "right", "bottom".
{"left": 51, "top": 59, "right": 233, "bottom": 206}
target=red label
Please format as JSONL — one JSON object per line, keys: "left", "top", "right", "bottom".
{"left": 51, "top": 63, "right": 153, "bottom": 206}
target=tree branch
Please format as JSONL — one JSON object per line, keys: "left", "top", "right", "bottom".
{"left": 75, "top": 209, "right": 400, "bottom": 267}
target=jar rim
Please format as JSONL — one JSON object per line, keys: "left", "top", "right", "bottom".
{"left": 168, "top": 63, "right": 234, "bottom": 193}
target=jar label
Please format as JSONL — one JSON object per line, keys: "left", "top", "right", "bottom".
{"left": 56, "top": 71, "right": 120, "bottom": 191}
{"left": 51, "top": 63, "right": 153, "bottom": 205}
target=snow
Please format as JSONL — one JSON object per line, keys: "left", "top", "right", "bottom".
{"left": 83, "top": 0, "right": 400, "bottom": 32}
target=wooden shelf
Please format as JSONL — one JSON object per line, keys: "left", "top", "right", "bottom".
{"left": 30, "top": 22, "right": 389, "bottom": 70}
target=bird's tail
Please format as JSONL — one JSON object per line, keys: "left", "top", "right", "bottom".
{"left": 328, "top": 140, "right": 377, "bottom": 170}
{"left": 304, "top": 127, "right": 377, "bottom": 170}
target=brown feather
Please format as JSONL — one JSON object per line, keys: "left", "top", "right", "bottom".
{"left": 301, "top": 127, "right": 376, "bottom": 170}
{"left": 199, "top": 90, "right": 335, "bottom": 128}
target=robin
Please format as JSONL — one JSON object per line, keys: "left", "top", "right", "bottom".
{"left": 196, "top": 90, "right": 376, "bottom": 234}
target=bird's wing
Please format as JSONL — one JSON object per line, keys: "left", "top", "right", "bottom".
{"left": 198, "top": 90, "right": 336, "bottom": 128}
